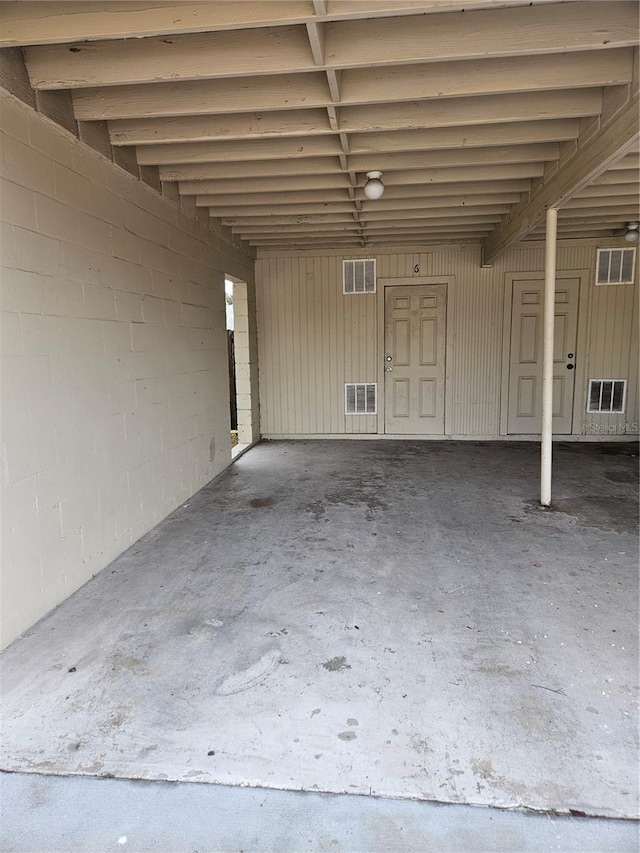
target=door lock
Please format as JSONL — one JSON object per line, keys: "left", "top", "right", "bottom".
{"left": 385, "top": 355, "right": 393, "bottom": 362}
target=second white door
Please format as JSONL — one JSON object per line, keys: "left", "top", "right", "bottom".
{"left": 507, "top": 278, "right": 579, "bottom": 435}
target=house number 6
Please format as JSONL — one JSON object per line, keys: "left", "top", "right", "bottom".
{"left": 413, "top": 264, "right": 420, "bottom": 274}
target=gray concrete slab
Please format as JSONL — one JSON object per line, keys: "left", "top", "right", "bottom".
{"left": 2, "top": 770, "right": 638, "bottom": 853}
{"left": 1, "top": 441, "right": 638, "bottom": 819}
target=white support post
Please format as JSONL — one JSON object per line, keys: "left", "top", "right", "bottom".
{"left": 540, "top": 207, "right": 558, "bottom": 507}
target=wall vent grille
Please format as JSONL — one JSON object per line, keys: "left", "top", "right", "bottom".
{"left": 343, "top": 259, "right": 376, "bottom": 294}
{"left": 596, "top": 248, "right": 635, "bottom": 285}
{"left": 345, "top": 383, "right": 377, "bottom": 415}
{"left": 587, "top": 379, "right": 627, "bottom": 413}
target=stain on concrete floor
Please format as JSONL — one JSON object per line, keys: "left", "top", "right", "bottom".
{"left": 546, "top": 496, "right": 639, "bottom": 533}
{"left": 323, "top": 656, "right": 351, "bottom": 672}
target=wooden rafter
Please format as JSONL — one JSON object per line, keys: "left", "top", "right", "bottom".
{"left": 483, "top": 94, "right": 640, "bottom": 263}
{"left": 3, "top": 1, "right": 637, "bottom": 253}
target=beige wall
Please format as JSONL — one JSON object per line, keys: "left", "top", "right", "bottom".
{"left": 0, "top": 90, "right": 254, "bottom": 649}
{"left": 256, "top": 243, "right": 638, "bottom": 439}
{"left": 231, "top": 277, "right": 260, "bottom": 446}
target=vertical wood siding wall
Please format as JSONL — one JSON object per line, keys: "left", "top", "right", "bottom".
{"left": 256, "top": 244, "right": 638, "bottom": 438}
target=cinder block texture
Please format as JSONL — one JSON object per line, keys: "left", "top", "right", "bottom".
{"left": 0, "top": 90, "right": 255, "bottom": 649}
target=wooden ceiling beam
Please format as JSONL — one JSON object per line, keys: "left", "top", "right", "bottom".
{"left": 25, "top": 26, "right": 316, "bottom": 89}
{"left": 109, "top": 109, "right": 333, "bottom": 146}
{"left": 140, "top": 140, "right": 547, "bottom": 181}
{"left": 170, "top": 161, "right": 544, "bottom": 194}
{"left": 70, "top": 51, "right": 624, "bottom": 121}
{"left": 3, "top": 1, "right": 572, "bottom": 47}
{"left": 575, "top": 182, "right": 640, "bottom": 198}
{"left": 362, "top": 212, "right": 500, "bottom": 229}
{"left": 326, "top": 105, "right": 339, "bottom": 132}
{"left": 564, "top": 194, "right": 640, "bottom": 210}
{"left": 608, "top": 153, "right": 640, "bottom": 169}
{"left": 593, "top": 169, "right": 639, "bottom": 185}
{"left": 350, "top": 120, "right": 579, "bottom": 155}
{"left": 483, "top": 94, "right": 639, "bottom": 264}
{"left": 306, "top": 20, "right": 325, "bottom": 66}
{"left": 325, "top": 3, "right": 637, "bottom": 69}
{"left": 537, "top": 220, "right": 634, "bottom": 231}
{"left": 136, "top": 136, "right": 342, "bottom": 165}
{"left": 326, "top": 69, "right": 341, "bottom": 103}
{"left": 349, "top": 144, "right": 559, "bottom": 174}
{"left": 215, "top": 199, "right": 514, "bottom": 218}
{"left": 202, "top": 197, "right": 516, "bottom": 216}
{"left": 209, "top": 202, "right": 356, "bottom": 216}
{"left": 251, "top": 231, "right": 359, "bottom": 241}
{"left": 341, "top": 89, "right": 602, "bottom": 134}
{"left": 364, "top": 232, "right": 490, "bottom": 243}
{"left": 159, "top": 158, "right": 342, "bottom": 182}
{"left": 559, "top": 204, "right": 640, "bottom": 220}
{"left": 340, "top": 49, "right": 633, "bottom": 106}
{"left": 24, "top": 3, "right": 635, "bottom": 89}
{"left": 179, "top": 174, "right": 355, "bottom": 195}
{"left": 196, "top": 189, "right": 353, "bottom": 207}
{"left": 73, "top": 74, "right": 331, "bottom": 121}
{"left": 354, "top": 163, "right": 545, "bottom": 182}
{"left": 224, "top": 215, "right": 359, "bottom": 226}
{"left": 552, "top": 211, "right": 632, "bottom": 230}
{"left": 364, "top": 224, "right": 496, "bottom": 234}
{"left": 354, "top": 204, "right": 513, "bottom": 220}
{"left": 108, "top": 112, "right": 577, "bottom": 150}
{"left": 235, "top": 223, "right": 363, "bottom": 235}
{"left": 0, "top": 2, "right": 313, "bottom": 46}
{"left": 179, "top": 176, "right": 532, "bottom": 196}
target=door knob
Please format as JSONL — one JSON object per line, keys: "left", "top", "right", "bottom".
{"left": 566, "top": 364, "right": 574, "bottom": 370}
{"left": 385, "top": 367, "right": 393, "bottom": 372}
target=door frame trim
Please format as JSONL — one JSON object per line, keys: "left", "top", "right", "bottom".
{"left": 500, "top": 269, "right": 591, "bottom": 437}
{"left": 377, "top": 276, "right": 454, "bottom": 436}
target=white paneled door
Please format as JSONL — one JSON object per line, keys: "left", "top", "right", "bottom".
{"left": 508, "top": 278, "right": 580, "bottom": 434}
{"left": 384, "top": 285, "right": 447, "bottom": 434}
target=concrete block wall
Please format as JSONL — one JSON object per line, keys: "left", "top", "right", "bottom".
{"left": 0, "top": 89, "right": 255, "bottom": 649}
{"left": 233, "top": 279, "right": 260, "bottom": 445}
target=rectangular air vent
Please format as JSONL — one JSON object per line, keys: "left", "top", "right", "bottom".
{"left": 343, "top": 259, "right": 376, "bottom": 294}
{"left": 587, "top": 379, "right": 626, "bottom": 414}
{"left": 596, "top": 248, "right": 635, "bottom": 285}
{"left": 345, "top": 383, "right": 377, "bottom": 415}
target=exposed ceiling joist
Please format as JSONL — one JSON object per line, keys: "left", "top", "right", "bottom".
{"left": 70, "top": 49, "right": 631, "bottom": 122}
{"left": 1, "top": 0, "right": 579, "bottom": 47}
{"left": 483, "top": 94, "right": 639, "bottom": 264}
{"left": 5, "top": 1, "right": 638, "bottom": 253}
{"left": 23, "top": 3, "right": 637, "bottom": 89}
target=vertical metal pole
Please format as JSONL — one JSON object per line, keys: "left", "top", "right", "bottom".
{"left": 541, "top": 207, "right": 558, "bottom": 507}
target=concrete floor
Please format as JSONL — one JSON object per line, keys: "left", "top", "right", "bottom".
{"left": 1, "top": 441, "right": 638, "bottom": 823}
{"left": 3, "top": 771, "right": 638, "bottom": 853}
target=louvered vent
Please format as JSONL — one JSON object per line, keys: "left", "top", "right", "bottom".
{"left": 587, "top": 379, "right": 626, "bottom": 413}
{"left": 343, "top": 259, "right": 376, "bottom": 294}
{"left": 345, "top": 383, "right": 377, "bottom": 415}
{"left": 596, "top": 248, "right": 636, "bottom": 285}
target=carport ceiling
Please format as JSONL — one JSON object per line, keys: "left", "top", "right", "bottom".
{"left": 2, "top": 0, "right": 639, "bottom": 257}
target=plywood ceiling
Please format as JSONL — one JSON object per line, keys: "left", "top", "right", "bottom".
{"left": 2, "top": 0, "right": 638, "bottom": 258}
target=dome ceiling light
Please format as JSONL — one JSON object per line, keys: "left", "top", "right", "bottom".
{"left": 363, "top": 171, "right": 384, "bottom": 200}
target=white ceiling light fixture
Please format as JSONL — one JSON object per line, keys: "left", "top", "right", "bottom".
{"left": 364, "top": 170, "right": 384, "bottom": 200}
{"left": 624, "top": 221, "right": 639, "bottom": 242}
